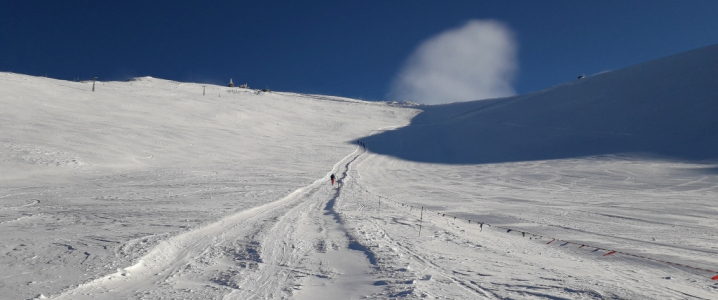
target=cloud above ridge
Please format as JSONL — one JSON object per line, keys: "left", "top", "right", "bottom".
{"left": 389, "top": 20, "right": 518, "bottom": 104}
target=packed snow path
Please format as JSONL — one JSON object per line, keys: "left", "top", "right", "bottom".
{"left": 54, "top": 148, "right": 380, "bottom": 299}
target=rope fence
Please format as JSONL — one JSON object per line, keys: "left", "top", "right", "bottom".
{"left": 355, "top": 189, "right": 718, "bottom": 281}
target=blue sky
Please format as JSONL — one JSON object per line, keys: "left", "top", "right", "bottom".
{"left": 1, "top": 0, "right": 717, "bottom": 101}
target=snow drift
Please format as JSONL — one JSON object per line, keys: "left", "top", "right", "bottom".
{"left": 365, "top": 44, "right": 718, "bottom": 164}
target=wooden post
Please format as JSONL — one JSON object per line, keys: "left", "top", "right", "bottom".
{"left": 419, "top": 206, "right": 423, "bottom": 236}
{"left": 92, "top": 77, "right": 97, "bottom": 92}
{"left": 203, "top": 85, "right": 206, "bottom": 96}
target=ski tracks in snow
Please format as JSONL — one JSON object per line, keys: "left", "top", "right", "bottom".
{"left": 342, "top": 153, "right": 718, "bottom": 299}
{"left": 53, "top": 148, "right": 378, "bottom": 300}
{"left": 50, "top": 144, "right": 718, "bottom": 299}
{"left": 227, "top": 148, "right": 380, "bottom": 300}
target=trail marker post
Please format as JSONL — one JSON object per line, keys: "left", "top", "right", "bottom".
{"left": 419, "top": 206, "right": 423, "bottom": 236}
{"left": 92, "top": 77, "right": 97, "bottom": 92}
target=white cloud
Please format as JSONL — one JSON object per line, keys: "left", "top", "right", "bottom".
{"left": 389, "top": 20, "right": 518, "bottom": 104}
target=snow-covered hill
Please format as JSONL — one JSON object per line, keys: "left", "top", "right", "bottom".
{"left": 0, "top": 75, "right": 416, "bottom": 299}
{"left": 1, "top": 44, "right": 717, "bottom": 300}
{"left": 363, "top": 44, "right": 718, "bottom": 164}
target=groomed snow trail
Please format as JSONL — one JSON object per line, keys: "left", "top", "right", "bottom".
{"left": 54, "top": 148, "right": 379, "bottom": 300}
{"left": 225, "top": 148, "right": 380, "bottom": 299}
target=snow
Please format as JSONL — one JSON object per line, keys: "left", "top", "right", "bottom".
{"left": 365, "top": 44, "right": 718, "bottom": 164}
{"left": 2, "top": 43, "right": 718, "bottom": 299}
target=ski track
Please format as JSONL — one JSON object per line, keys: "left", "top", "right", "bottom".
{"left": 52, "top": 148, "right": 378, "bottom": 299}
{"left": 341, "top": 153, "right": 718, "bottom": 299}
{"left": 51, "top": 126, "right": 412, "bottom": 300}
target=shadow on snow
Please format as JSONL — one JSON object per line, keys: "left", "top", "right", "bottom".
{"left": 359, "top": 44, "right": 718, "bottom": 166}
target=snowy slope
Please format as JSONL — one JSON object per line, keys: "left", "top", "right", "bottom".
{"left": 1, "top": 44, "right": 718, "bottom": 300}
{"left": 0, "top": 74, "right": 416, "bottom": 299}
{"left": 363, "top": 44, "right": 718, "bottom": 164}
{"left": 349, "top": 44, "right": 718, "bottom": 298}
{"left": 0, "top": 75, "right": 408, "bottom": 185}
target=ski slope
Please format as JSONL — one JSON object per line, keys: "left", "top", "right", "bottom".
{"left": 364, "top": 44, "right": 718, "bottom": 164}
{"left": 1, "top": 44, "right": 718, "bottom": 299}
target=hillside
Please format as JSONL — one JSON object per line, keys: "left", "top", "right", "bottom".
{"left": 1, "top": 45, "right": 718, "bottom": 300}
{"left": 0, "top": 74, "right": 416, "bottom": 299}
{"left": 363, "top": 44, "right": 718, "bottom": 164}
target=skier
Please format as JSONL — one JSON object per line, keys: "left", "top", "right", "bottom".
{"left": 330, "top": 174, "right": 336, "bottom": 185}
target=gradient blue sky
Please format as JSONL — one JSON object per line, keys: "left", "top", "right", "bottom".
{"left": 1, "top": 0, "right": 717, "bottom": 101}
